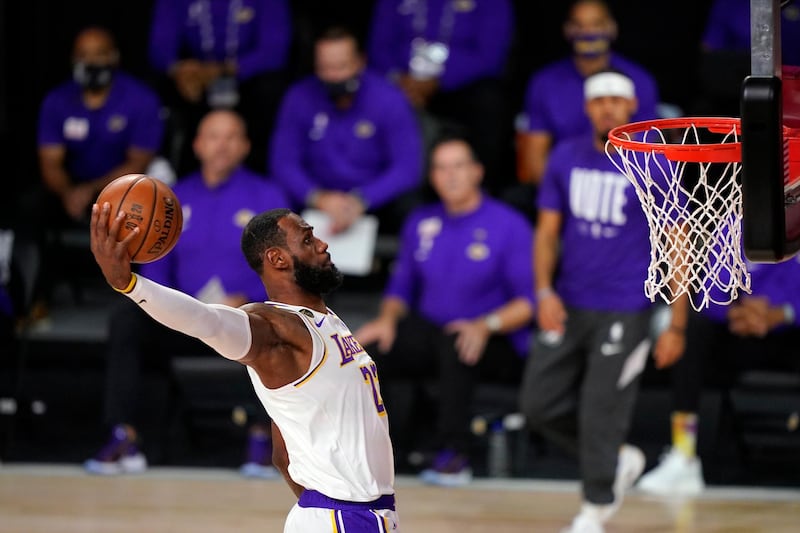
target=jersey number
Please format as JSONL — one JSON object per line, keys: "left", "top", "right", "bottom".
{"left": 360, "top": 362, "right": 386, "bottom": 416}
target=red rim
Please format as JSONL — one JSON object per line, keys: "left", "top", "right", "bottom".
{"left": 607, "top": 117, "right": 742, "bottom": 163}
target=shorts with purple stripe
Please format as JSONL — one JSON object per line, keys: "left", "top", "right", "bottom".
{"left": 283, "top": 490, "right": 400, "bottom": 532}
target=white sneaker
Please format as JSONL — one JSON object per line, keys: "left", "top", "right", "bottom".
{"left": 599, "top": 444, "right": 645, "bottom": 521}
{"left": 637, "top": 447, "right": 705, "bottom": 496}
{"left": 240, "top": 462, "right": 280, "bottom": 479}
{"left": 83, "top": 425, "right": 148, "bottom": 476}
{"left": 614, "top": 444, "right": 646, "bottom": 496}
{"left": 84, "top": 451, "right": 147, "bottom": 475}
{"left": 562, "top": 504, "right": 606, "bottom": 533}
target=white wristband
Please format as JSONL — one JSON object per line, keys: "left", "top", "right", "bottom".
{"left": 784, "top": 304, "right": 795, "bottom": 325}
{"left": 536, "top": 287, "right": 555, "bottom": 301}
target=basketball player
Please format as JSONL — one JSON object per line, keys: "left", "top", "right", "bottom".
{"left": 519, "top": 70, "right": 687, "bottom": 533}
{"left": 90, "top": 206, "right": 399, "bottom": 532}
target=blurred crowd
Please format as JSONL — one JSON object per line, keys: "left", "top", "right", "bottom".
{"left": 3, "top": 1, "right": 800, "bottom": 532}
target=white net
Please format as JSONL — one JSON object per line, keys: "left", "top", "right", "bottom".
{"left": 606, "top": 119, "right": 751, "bottom": 311}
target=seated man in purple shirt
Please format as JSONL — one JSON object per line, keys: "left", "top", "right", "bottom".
{"left": 516, "top": 0, "right": 658, "bottom": 187}
{"left": 84, "top": 110, "right": 290, "bottom": 477}
{"left": 271, "top": 26, "right": 423, "bottom": 235}
{"left": 367, "top": 0, "right": 514, "bottom": 192}
{"left": 355, "top": 134, "right": 535, "bottom": 486}
{"left": 637, "top": 256, "right": 800, "bottom": 496}
{"left": 32, "top": 26, "right": 164, "bottom": 313}
{"left": 38, "top": 26, "right": 164, "bottom": 226}
{"left": 149, "top": 0, "right": 292, "bottom": 175}
{"left": 519, "top": 70, "right": 686, "bottom": 533}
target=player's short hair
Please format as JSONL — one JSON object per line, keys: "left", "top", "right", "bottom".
{"left": 241, "top": 208, "right": 292, "bottom": 273}
{"left": 430, "top": 132, "right": 480, "bottom": 163}
{"left": 315, "top": 25, "right": 363, "bottom": 52}
{"left": 567, "top": 0, "right": 614, "bottom": 21}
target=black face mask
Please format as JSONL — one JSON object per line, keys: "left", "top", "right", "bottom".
{"left": 73, "top": 62, "right": 115, "bottom": 91}
{"left": 293, "top": 255, "right": 344, "bottom": 295}
{"left": 322, "top": 76, "right": 360, "bottom": 101}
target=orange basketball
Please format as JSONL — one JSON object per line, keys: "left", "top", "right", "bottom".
{"left": 96, "top": 174, "right": 183, "bottom": 264}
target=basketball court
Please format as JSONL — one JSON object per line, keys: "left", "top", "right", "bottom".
{"left": 4, "top": 1, "right": 800, "bottom": 532}
{"left": 1, "top": 465, "right": 799, "bottom": 532}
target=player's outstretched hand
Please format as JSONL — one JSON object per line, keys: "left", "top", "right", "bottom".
{"left": 90, "top": 202, "right": 138, "bottom": 291}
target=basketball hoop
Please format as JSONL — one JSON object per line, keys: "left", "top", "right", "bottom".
{"left": 606, "top": 117, "right": 751, "bottom": 311}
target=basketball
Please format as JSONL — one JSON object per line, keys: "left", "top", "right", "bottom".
{"left": 96, "top": 174, "right": 183, "bottom": 264}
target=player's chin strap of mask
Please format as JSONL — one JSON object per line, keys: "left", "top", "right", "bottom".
{"left": 121, "top": 274, "right": 252, "bottom": 361}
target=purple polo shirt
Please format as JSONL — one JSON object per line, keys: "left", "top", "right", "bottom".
{"left": 702, "top": 255, "right": 800, "bottom": 325}
{"left": 387, "top": 196, "right": 534, "bottom": 356}
{"left": 703, "top": 0, "right": 800, "bottom": 66}
{"left": 140, "top": 167, "right": 289, "bottom": 301}
{"left": 149, "top": 0, "right": 291, "bottom": 80}
{"left": 270, "top": 71, "right": 423, "bottom": 209}
{"left": 539, "top": 134, "right": 654, "bottom": 311}
{"left": 37, "top": 72, "right": 163, "bottom": 182}
{"left": 367, "top": 0, "right": 513, "bottom": 91}
{"left": 521, "top": 54, "right": 659, "bottom": 145}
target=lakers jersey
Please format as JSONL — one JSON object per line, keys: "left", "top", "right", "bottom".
{"left": 246, "top": 301, "right": 395, "bottom": 501}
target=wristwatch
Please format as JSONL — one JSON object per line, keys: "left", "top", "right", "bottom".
{"left": 485, "top": 313, "right": 502, "bottom": 333}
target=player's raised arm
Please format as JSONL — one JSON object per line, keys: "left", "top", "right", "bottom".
{"left": 90, "top": 201, "right": 263, "bottom": 362}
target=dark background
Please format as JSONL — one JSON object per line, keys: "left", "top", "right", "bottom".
{"left": 0, "top": 0, "right": 715, "bottom": 226}
{"left": 5, "top": 2, "right": 800, "bottom": 485}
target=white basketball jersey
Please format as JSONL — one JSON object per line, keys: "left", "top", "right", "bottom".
{"left": 246, "top": 301, "right": 395, "bottom": 501}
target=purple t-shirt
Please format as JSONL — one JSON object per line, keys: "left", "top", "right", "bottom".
{"left": 521, "top": 54, "right": 659, "bottom": 145}
{"left": 149, "top": 0, "right": 292, "bottom": 80}
{"left": 702, "top": 255, "right": 800, "bottom": 325}
{"left": 539, "top": 134, "right": 653, "bottom": 311}
{"left": 387, "top": 196, "right": 534, "bottom": 356}
{"left": 37, "top": 72, "right": 164, "bottom": 182}
{"left": 367, "top": 0, "right": 513, "bottom": 91}
{"left": 270, "top": 71, "right": 423, "bottom": 209}
{"left": 140, "top": 167, "right": 289, "bottom": 302}
{"left": 703, "top": 0, "right": 800, "bottom": 66}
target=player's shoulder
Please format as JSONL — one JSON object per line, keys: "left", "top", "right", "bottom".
{"left": 362, "top": 70, "right": 406, "bottom": 97}
{"left": 241, "top": 301, "right": 304, "bottom": 325}
{"left": 399, "top": 202, "right": 445, "bottom": 237}
{"left": 113, "top": 71, "right": 161, "bottom": 101}
{"left": 406, "top": 202, "right": 445, "bottom": 224}
{"left": 481, "top": 197, "right": 532, "bottom": 230}
{"left": 286, "top": 74, "right": 323, "bottom": 100}
{"left": 551, "top": 133, "right": 592, "bottom": 160}
{"left": 41, "top": 80, "right": 79, "bottom": 110}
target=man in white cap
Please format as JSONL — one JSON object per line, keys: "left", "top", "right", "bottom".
{"left": 519, "top": 70, "right": 688, "bottom": 533}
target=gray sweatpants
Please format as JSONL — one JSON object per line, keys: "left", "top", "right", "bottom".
{"left": 519, "top": 308, "right": 652, "bottom": 504}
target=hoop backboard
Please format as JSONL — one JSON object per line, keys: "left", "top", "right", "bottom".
{"left": 740, "top": 0, "right": 800, "bottom": 261}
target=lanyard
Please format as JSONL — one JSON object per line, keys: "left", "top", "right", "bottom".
{"left": 405, "top": 0, "right": 456, "bottom": 45}
{"left": 197, "top": 0, "right": 242, "bottom": 61}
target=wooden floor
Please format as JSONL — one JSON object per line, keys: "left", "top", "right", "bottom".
{"left": 1, "top": 464, "right": 799, "bottom": 532}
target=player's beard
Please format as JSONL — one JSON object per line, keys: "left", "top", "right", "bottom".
{"left": 292, "top": 255, "right": 344, "bottom": 295}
